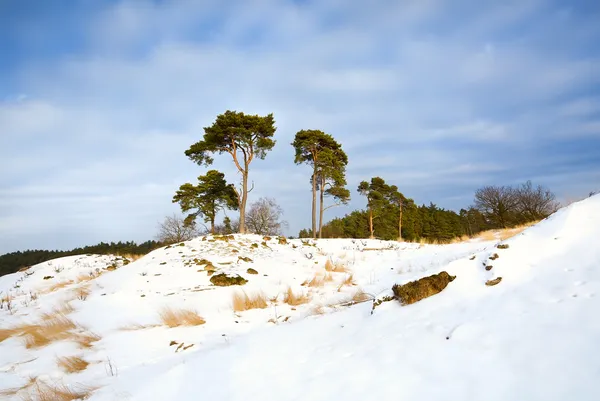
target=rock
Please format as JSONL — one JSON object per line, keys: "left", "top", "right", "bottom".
{"left": 246, "top": 268, "right": 258, "bottom": 275}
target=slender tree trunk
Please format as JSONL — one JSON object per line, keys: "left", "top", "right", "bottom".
{"left": 318, "top": 175, "right": 325, "bottom": 238}
{"left": 311, "top": 165, "right": 317, "bottom": 239}
{"left": 397, "top": 202, "right": 403, "bottom": 241}
{"left": 369, "top": 207, "right": 374, "bottom": 239}
{"left": 239, "top": 170, "right": 248, "bottom": 233}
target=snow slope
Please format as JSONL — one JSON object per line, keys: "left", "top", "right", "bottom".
{"left": 1, "top": 195, "right": 599, "bottom": 400}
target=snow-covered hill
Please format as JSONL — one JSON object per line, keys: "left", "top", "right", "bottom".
{"left": 1, "top": 195, "right": 599, "bottom": 400}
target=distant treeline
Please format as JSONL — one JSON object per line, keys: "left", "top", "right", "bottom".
{"left": 299, "top": 180, "right": 560, "bottom": 242}
{"left": 0, "top": 240, "right": 163, "bottom": 278}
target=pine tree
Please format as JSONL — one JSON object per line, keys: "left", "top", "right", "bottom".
{"left": 185, "top": 111, "right": 276, "bottom": 233}
{"left": 172, "top": 170, "right": 238, "bottom": 234}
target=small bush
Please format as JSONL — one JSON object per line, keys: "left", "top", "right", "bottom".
{"left": 232, "top": 291, "right": 268, "bottom": 311}
{"left": 392, "top": 271, "right": 456, "bottom": 305}
{"left": 246, "top": 268, "right": 258, "bottom": 275}
{"left": 210, "top": 273, "right": 248, "bottom": 286}
{"left": 489, "top": 253, "right": 499, "bottom": 260}
{"left": 324, "top": 260, "right": 348, "bottom": 273}
{"left": 497, "top": 244, "right": 510, "bottom": 249}
{"left": 238, "top": 256, "right": 253, "bottom": 263}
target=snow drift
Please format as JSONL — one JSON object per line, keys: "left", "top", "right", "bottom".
{"left": 1, "top": 195, "right": 599, "bottom": 400}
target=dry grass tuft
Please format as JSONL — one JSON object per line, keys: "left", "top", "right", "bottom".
{"left": 337, "top": 274, "right": 356, "bottom": 291}
{"left": 309, "top": 305, "right": 326, "bottom": 316}
{"left": 19, "top": 378, "right": 95, "bottom": 401}
{"left": 74, "top": 331, "right": 101, "bottom": 348}
{"left": 302, "top": 272, "right": 334, "bottom": 287}
{"left": 41, "top": 301, "right": 75, "bottom": 320}
{"left": 350, "top": 288, "right": 372, "bottom": 303}
{"left": 324, "top": 260, "right": 348, "bottom": 273}
{"left": 232, "top": 291, "right": 269, "bottom": 311}
{"left": 46, "top": 280, "right": 75, "bottom": 293}
{"left": 159, "top": 307, "right": 206, "bottom": 327}
{"left": 0, "top": 328, "right": 19, "bottom": 343}
{"left": 57, "top": 355, "right": 89, "bottom": 373}
{"left": 23, "top": 314, "right": 77, "bottom": 348}
{"left": 74, "top": 286, "right": 91, "bottom": 301}
{"left": 282, "top": 287, "right": 310, "bottom": 306}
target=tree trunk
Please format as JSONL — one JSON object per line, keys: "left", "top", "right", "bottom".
{"left": 397, "top": 202, "right": 403, "bottom": 241}
{"left": 239, "top": 170, "right": 248, "bottom": 233}
{"left": 318, "top": 175, "right": 325, "bottom": 238}
{"left": 311, "top": 165, "right": 317, "bottom": 239}
{"left": 369, "top": 207, "right": 374, "bottom": 239}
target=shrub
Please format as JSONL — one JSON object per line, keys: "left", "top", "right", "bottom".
{"left": 392, "top": 271, "right": 456, "bottom": 305}
{"left": 210, "top": 273, "right": 248, "bottom": 286}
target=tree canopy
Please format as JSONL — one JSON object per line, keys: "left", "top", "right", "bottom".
{"left": 185, "top": 110, "right": 277, "bottom": 233}
{"left": 172, "top": 170, "right": 238, "bottom": 233}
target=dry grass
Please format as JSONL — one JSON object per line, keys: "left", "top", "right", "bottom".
{"left": 302, "top": 272, "right": 334, "bottom": 287}
{"left": 45, "top": 280, "right": 75, "bottom": 293}
{"left": 282, "top": 287, "right": 311, "bottom": 306}
{"left": 159, "top": 307, "right": 206, "bottom": 327}
{"left": 350, "top": 288, "right": 372, "bottom": 303}
{"left": 74, "top": 331, "right": 101, "bottom": 348}
{"left": 57, "top": 356, "right": 89, "bottom": 373}
{"left": 324, "top": 260, "right": 348, "bottom": 273}
{"left": 119, "top": 323, "right": 160, "bottom": 331}
{"left": 308, "top": 305, "right": 326, "bottom": 316}
{"left": 41, "top": 301, "right": 75, "bottom": 320}
{"left": 337, "top": 274, "right": 356, "bottom": 291}
{"left": 118, "top": 253, "right": 144, "bottom": 262}
{"left": 18, "top": 378, "right": 94, "bottom": 401}
{"left": 23, "top": 314, "right": 77, "bottom": 348}
{"left": 232, "top": 291, "right": 269, "bottom": 311}
{"left": 0, "top": 328, "right": 19, "bottom": 343}
{"left": 74, "top": 286, "right": 91, "bottom": 301}
{"left": 470, "top": 221, "right": 539, "bottom": 242}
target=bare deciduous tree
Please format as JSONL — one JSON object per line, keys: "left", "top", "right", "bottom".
{"left": 474, "top": 185, "right": 519, "bottom": 228}
{"left": 516, "top": 180, "right": 560, "bottom": 221}
{"left": 155, "top": 214, "right": 201, "bottom": 244}
{"left": 245, "top": 197, "right": 288, "bottom": 235}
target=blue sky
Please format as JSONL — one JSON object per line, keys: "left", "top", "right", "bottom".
{"left": 1, "top": 0, "right": 599, "bottom": 253}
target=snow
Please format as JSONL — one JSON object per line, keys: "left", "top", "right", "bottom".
{"left": 1, "top": 195, "right": 600, "bottom": 400}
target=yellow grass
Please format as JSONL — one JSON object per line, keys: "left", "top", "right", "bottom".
{"left": 232, "top": 291, "right": 269, "bottom": 312}
{"left": 46, "top": 280, "right": 75, "bottom": 293}
{"left": 74, "top": 331, "right": 101, "bottom": 348}
{"left": 18, "top": 378, "right": 94, "bottom": 401}
{"left": 324, "top": 260, "right": 348, "bottom": 273}
{"left": 23, "top": 314, "right": 77, "bottom": 348}
{"left": 0, "top": 328, "right": 19, "bottom": 343}
{"left": 337, "top": 274, "right": 356, "bottom": 291}
{"left": 74, "top": 286, "right": 91, "bottom": 301}
{"left": 41, "top": 301, "right": 75, "bottom": 320}
{"left": 302, "top": 272, "right": 334, "bottom": 287}
{"left": 282, "top": 287, "right": 311, "bottom": 306}
{"left": 159, "top": 307, "right": 206, "bottom": 327}
{"left": 57, "top": 356, "right": 89, "bottom": 373}
{"left": 350, "top": 288, "right": 372, "bottom": 303}
{"left": 470, "top": 221, "right": 539, "bottom": 242}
